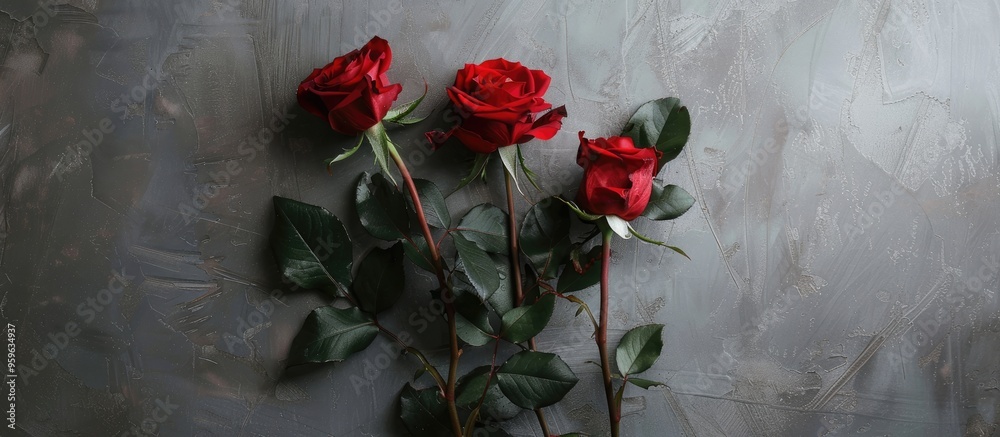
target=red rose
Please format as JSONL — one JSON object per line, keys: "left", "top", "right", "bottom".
{"left": 427, "top": 58, "right": 566, "bottom": 153}
{"left": 575, "top": 132, "right": 662, "bottom": 221}
{"left": 297, "top": 36, "right": 403, "bottom": 136}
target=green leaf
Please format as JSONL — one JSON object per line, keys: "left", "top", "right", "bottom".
{"left": 287, "top": 306, "right": 377, "bottom": 365}
{"left": 389, "top": 115, "right": 429, "bottom": 126}
{"left": 403, "top": 234, "right": 434, "bottom": 272}
{"left": 667, "top": 245, "right": 689, "bottom": 259}
{"left": 453, "top": 234, "right": 501, "bottom": 300}
{"left": 455, "top": 153, "right": 490, "bottom": 191}
{"left": 555, "top": 197, "right": 603, "bottom": 222}
{"left": 455, "top": 366, "right": 493, "bottom": 407}
{"left": 399, "top": 384, "right": 452, "bottom": 436}
{"left": 496, "top": 351, "right": 578, "bottom": 409}
{"left": 615, "top": 324, "right": 664, "bottom": 376}
{"left": 363, "top": 122, "right": 396, "bottom": 184}
{"left": 500, "top": 294, "right": 555, "bottom": 343}
{"left": 324, "top": 134, "right": 365, "bottom": 169}
{"left": 271, "top": 196, "right": 353, "bottom": 293}
{"left": 627, "top": 224, "right": 690, "bottom": 259}
{"left": 497, "top": 145, "right": 523, "bottom": 195}
{"left": 517, "top": 145, "right": 542, "bottom": 192}
{"left": 412, "top": 179, "right": 451, "bottom": 229}
{"left": 563, "top": 294, "right": 598, "bottom": 329}
{"left": 385, "top": 83, "right": 428, "bottom": 123}
{"left": 352, "top": 243, "right": 405, "bottom": 314}
{"left": 455, "top": 367, "right": 521, "bottom": 421}
{"left": 643, "top": 183, "right": 695, "bottom": 221}
{"left": 614, "top": 384, "right": 625, "bottom": 417}
{"left": 520, "top": 198, "right": 572, "bottom": 279}
{"left": 355, "top": 172, "right": 411, "bottom": 240}
{"left": 451, "top": 254, "right": 511, "bottom": 316}
{"left": 628, "top": 378, "right": 666, "bottom": 389}
{"left": 486, "top": 253, "right": 514, "bottom": 316}
{"left": 620, "top": 97, "right": 691, "bottom": 168}
{"left": 557, "top": 246, "right": 602, "bottom": 293}
{"left": 457, "top": 204, "right": 508, "bottom": 254}
{"left": 453, "top": 290, "right": 494, "bottom": 347}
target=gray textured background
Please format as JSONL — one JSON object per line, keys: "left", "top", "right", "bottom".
{"left": 1, "top": 0, "right": 999, "bottom": 436}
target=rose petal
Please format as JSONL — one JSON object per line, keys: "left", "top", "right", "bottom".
{"left": 516, "top": 105, "right": 566, "bottom": 143}
{"left": 425, "top": 128, "right": 453, "bottom": 150}
{"left": 369, "top": 82, "right": 403, "bottom": 120}
{"left": 451, "top": 117, "right": 511, "bottom": 153}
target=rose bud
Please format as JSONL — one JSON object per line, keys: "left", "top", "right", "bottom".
{"left": 575, "top": 132, "right": 662, "bottom": 221}
{"left": 297, "top": 36, "right": 403, "bottom": 136}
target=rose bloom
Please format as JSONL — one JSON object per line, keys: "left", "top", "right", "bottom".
{"left": 427, "top": 58, "right": 566, "bottom": 153}
{"left": 297, "top": 36, "right": 402, "bottom": 135}
{"left": 575, "top": 132, "right": 662, "bottom": 221}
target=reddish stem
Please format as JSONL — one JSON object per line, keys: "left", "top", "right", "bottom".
{"left": 504, "top": 170, "right": 525, "bottom": 306}
{"left": 464, "top": 335, "right": 502, "bottom": 436}
{"left": 503, "top": 168, "right": 552, "bottom": 436}
{"left": 597, "top": 230, "right": 620, "bottom": 436}
{"left": 388, "top": 143, "right": 463, "bottom": 437}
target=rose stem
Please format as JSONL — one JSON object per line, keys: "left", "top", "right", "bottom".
{"left": 533, "top": 409, "right": 551, "bottom": 436}
{"left": 503, "top": 168, "right": 552, "bottom": 436}
{"left": 504, "top": 169, "right": 525, "bottom": 306}
{"left": 374, "top": 321, "right": 447, "bottom": 393}
{"left": 462, "top": 335, "right": 502, "bottom": 437}
{"left": 597, "top": 229, "right": 620, "bottom": 437}
{"left": 387, "top": 141, "right": 463, "bottom": 436}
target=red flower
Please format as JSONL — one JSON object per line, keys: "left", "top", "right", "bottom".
{"left": 575, "top": 132, "right": 661, "bottom": 221}
{"left": 297, "top": 36, "right": 403, "bottom": 136}
{"left": 427, "top": 58, "right": 566, "bottom": 153}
